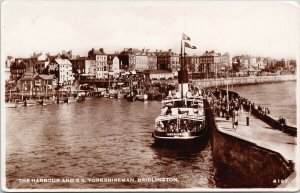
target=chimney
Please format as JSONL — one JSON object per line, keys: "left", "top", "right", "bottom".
{"left": 168, "top": 49, "right": 172, "bottom": 52}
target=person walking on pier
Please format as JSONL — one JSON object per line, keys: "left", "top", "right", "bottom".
{"left": 240, "top": 104, "right": 244, "bottom": 114}
{"left": 233, "top": 109, "right": 238, "bottom": 131}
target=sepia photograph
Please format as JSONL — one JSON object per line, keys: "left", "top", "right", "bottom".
{"left": 1, "top": 0, "right": 299, "bottom": 192}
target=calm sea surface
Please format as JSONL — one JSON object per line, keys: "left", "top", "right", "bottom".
{"left": 227, "top": 81, "right": 296, "bottom": 126}
{"left": 5, "top": 81, "right": 296, "bottom": 189}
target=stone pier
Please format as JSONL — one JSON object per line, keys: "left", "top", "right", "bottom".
{"left": 204, "top": 99, "right": 297, "bottom": 188}
{"left": 193, "top": 75, "right": 296, "bottom": 88}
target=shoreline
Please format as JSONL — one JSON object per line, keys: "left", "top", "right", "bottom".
{"left": 192, "top": 75, "right": 296, "bottom": 88}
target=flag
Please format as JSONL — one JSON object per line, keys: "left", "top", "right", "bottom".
{"left": 182, "top": 33, "right": 191, "bottom": 41}
{"left": 185, "top": 42, "right": 197, "bottom": 49}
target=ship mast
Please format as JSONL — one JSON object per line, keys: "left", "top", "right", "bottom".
{"left": 180, "top": 38, "right": 184, "bottom": 99}
{"left": 179, "top": 33, "right": 195, "bottom": 99}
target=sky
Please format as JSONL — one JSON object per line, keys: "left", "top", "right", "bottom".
{"left": 1, "top": 0, "right": 300, "bottom": 60}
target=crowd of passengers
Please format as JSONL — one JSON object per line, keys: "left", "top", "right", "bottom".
{"left": 156, "top": 119, "right": 202, "bottom": 133}
{"left": 204, "top": 88, "right": 289, "bottom": 128}
{"left": 205, "top": 88, "right": 272, "bottom": 119}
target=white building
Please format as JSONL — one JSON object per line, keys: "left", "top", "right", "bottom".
{"left": 95, "top": 54, "right": 108, "bottom": 78}
{"left": 87, "top": 48, "right": 109, "bottom": 78}
{"left": 108, "top": 55, "right": 120, "bottom": 78}
{"left": 55, "top": 59, "right": 74, "bottom": 85}
{"left": 250, "top": 57, "right": 257, "bottom": 68}
{"left": 85, "top": 59, "right": 96, "bottom": 75}
{"left": 5, "top": 57, "right": 14, "bottom": 81}
{"left": 220, "top": 52, "right": 231, "bottom": 70}
{"left": 135, "top": 54, "right": 148, "bottom": 71}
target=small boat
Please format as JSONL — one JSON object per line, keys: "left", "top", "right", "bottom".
{"left": 5, "top": 102, "right": 17, "bottom": 108}
{"left": 137, "top": 93, "right": 148, "bottom": 101}
{"left": 152, "top": 96, "right": 206, "bottom": 144}
{"left": 104, "top": 91, "right": 110, "bottom": 98}
{"left": 36, "top": 99, "right": 44, "bottom": 105}
{"left": 68, "top": 96, "right": 78, "bottom": 103}
{"left": 77, "top": 95, "right": 86, "bottom": 102}
{"left": 42, "top": 99, "right": 56, "bottom": 106}
{"left": 126, "top": 92, "right": 136, "bottom": 102}
{"left": 6, "top": 90, "right": 17, "bottom": 108}
{"left": 117, "top": 89, "right": 126, "bottom": 99}
{"left": 23, "top": 99, "right": 36, "bottom": 107}
{"left": 109, "top": 89, "right": 118, "bottom": 99}
{"left": 55, "top": 96, "right": 68, "bottom": 104}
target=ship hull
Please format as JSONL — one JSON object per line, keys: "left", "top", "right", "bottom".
{"left": 152, "top": 130, "right": 207, "bottom": 144}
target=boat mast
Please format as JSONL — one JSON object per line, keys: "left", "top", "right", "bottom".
{"left": 21, "top": 83, "right": 24, "bottom": 101}
{"left": 180, "top": 38, "right": 183, "bottom": 99}
{"left": 9, "top": 89, "right": 12, "bottom": 102}
{"left": 45, "top": 80, "right": 48, "bottom": 99}
{"left": 178, "top": 34, "right": 189, "bottom": 99}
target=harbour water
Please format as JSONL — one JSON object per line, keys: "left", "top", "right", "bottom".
{"left": 5, "top": 81, "right": 296, "bottom": 189}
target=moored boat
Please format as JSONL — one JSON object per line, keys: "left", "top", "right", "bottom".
{"left": 42, "top": 98, "right": 56, "bottom": 106}
{"left": 136, "top": 93, "right": 148, "bottom": 101}
{"left": 23, "top": 99, "right": 36, "bottom": 107}
{"left": 109, "top": 89, "right": 118, "bottom": 99}
{"left": 5, "top": 102, "right": 17, "bottom": 108}
{"left": 103, "top": 90, "right": 110, "bottom": 98}
{"left": 126, "top": 92, "right": 136, "bottom": 102}
{"left": 117, "top": 89, "right": 126, "bottom": 99}
{"left": 153, "top": 33, "right": 206, "bottom": 144}
{"left": 152, "top": 97, "right": 206, "bottom": 143}
{"left": 36, "top": 99, "right": 44, "bottom": 105}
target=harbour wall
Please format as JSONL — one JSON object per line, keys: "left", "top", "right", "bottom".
{"left": 193, "top": 75, "right": 296, "bottom": 88}
{"left": 242, "top": 103, "right": 297, "bottom": 136}
{"left": 204, "top": 99, "right": 295, "bottom": 187}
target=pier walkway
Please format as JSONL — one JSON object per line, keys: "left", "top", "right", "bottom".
{"left": 215, "top": 111, "right": 297, "bottom": 162}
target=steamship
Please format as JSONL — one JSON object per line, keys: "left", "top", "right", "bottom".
{"left": 152, "top": 34, "right": 206, "bottom": 143}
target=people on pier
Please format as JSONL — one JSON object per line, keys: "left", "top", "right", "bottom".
{"left": 233, "top": 109, "right": 239, "bottom": 131}
{"left": 278, "top": 116, "right": 286, "bottom": 128}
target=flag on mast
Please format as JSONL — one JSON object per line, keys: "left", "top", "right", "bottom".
{"left": 184, "top": 42, "right": 197, "bottom": 49}
{"left": 182, "top": 33, "right": 191, "bottom": 41}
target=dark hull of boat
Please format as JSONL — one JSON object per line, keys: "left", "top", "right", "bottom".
{"left": 126, "top": 95, "right": 136, "bottom": 102}
{"left": 59, "top": 97, "right": 69, "bottom": 103}
{"left": 36, "top": 100, "right": 43, "bottom": 105}
{"left": 152, "top": 129, "right": 207, "bottom": 144}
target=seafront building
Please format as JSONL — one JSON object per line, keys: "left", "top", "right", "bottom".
{"left": 185, "top": 54, "right": 201, "bottom": 73}
{"left": 88, "top": 48, "right": 108, "bottom": 79}
{"left": 118, "top": 48, "right": 149, "bottom": 71}
{"left": 156, "top": 49, "right": 180, "bottom": 71}
{"left": 3, "top": 47, "right": 296, "bottom": 86}
{"left": 71, "top": 57, "right": 96, "bottom": 79}
{"left": 199, "top": 50, "right": 221, "bottom": 78}
{"left": 107, "top": 54, "right": 120, "bottom": 78}
{"left": 146, "top": 50, "right": 158, "bottom": 70}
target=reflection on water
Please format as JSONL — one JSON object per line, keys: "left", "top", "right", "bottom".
{"left": 5, "top": 81, "right": 296, "bottom": 189}
{"left": 6, "top": 99, "right": 215, "bottom": 189}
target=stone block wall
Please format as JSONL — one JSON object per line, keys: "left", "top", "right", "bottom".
{"left": 204, "top": 99, "right": 294, "bottom": 187}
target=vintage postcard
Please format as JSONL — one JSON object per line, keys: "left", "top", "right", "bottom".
{"left": 1, "top": 0, "right": 299, "bottom": 192}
